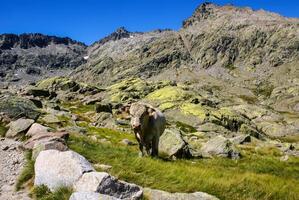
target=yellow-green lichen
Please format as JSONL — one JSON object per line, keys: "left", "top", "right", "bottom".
{"left": 146, "top": 86, "right": 191, "bottom": 102}
{"left": 180, "top": 103, "right": 209, "bottom": 122}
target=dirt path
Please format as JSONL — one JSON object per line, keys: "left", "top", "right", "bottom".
{"left": 0, "top": 138, "right": 31, "bottom": 200}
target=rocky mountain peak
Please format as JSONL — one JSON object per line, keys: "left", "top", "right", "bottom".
{"left": 93, "top": 26, "right": 132, "bottom": 46}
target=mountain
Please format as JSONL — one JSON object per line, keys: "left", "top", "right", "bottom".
{"left": 72, "top": 3, "right": 299, "bottom": 89}
{"left": 0, "top": 33, "right": 87, "bottom": 85}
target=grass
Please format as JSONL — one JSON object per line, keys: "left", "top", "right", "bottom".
{"left": 16, "top": 151, "right": 35, "bottom": 191}
{"left": 68, "top": 133, "right": 299, "bottom": 200}
{"left": 31, "top": 185, "right": 73, "bottom": 200}
{"left": 0, "top": 122, "right": 8, "bottom": 137}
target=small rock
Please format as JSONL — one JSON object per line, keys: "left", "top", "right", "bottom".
{"left": 120, "top": 139, "right": 134, "bottom": 146}
{"left": 2, "top": 145, "right": 9, "bottom": 151}
{"left": 94, "top": 164, "right": 112, "bottom": 171}
{"left": 200, "top": 135, "right": 241, "bottom": 159}
{"left": 74, "top": 172, "right": 143, "bottom": 200}
{"left": 280, "top": 155, "right": 289, "bottom": 161}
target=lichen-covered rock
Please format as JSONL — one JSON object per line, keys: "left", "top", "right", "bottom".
{"left": 34, "top": 150, "right": 94, "bottom": 191}
{"left": 143, "top": 188, "right": 219, "bottom": 200}
{"left": 200, "top": 135, "right": 240, "bottom": 159}
{"left": 6, "top": 118, "right": 34, "bottom": 138}
{"left": 0, "top": 95, "right": 40, "bottom": 120}
{"left": 158, "top": 128, "right": 190, "bottom": 159}
{"left": 74, "top": 172, "right": 143, "bottom": 200}
{"left": 70, "top": 192, "right": 121, "bottom": 200}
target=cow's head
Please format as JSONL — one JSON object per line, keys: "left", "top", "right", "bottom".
{"left": 129, "top": 103, "right": 152, "bottom": 133}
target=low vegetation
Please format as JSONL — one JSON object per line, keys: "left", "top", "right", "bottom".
{"left": 0, "top": 123, "right": 8, "bottom": 137}
{"left": 68, "top": 133, "right": 299, "bottom": 200}
{"left": 16, "top": 151, "right": 35, "bottom": 191}
{"left": 31, "top": 185, "right": 73, "bottom": 200}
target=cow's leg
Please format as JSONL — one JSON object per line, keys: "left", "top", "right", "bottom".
{"left": 151, "top": 136, "right": 159, "bottom": 157}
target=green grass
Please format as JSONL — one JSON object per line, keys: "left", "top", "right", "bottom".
{"left": 0, "top": 123, "right": 8, "bottom": 137}
{"left": 68, "top": 134, "right": 299, "bottom": 200}
{"left": 31, "top": 185, "right": 73, "bottom": 200}
{"left": 16, "top": 151, "right": 35, "bottom": 191}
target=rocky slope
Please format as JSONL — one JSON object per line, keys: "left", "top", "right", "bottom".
{"left": 0, "top": 33, "right": 87, "bottom": 85}
{"left": 73, "top": 3, "right": 299, "bottom": 87}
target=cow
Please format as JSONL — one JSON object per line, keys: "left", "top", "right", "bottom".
{"left": 129, "top": 102, "right": 166, "bottom": 157}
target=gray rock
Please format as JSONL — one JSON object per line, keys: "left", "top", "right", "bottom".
{"left": 70, "top": 192, "right": 120, "bottom": 200}
{"left": 74, "top": 172, "right": 143, "bottom": 200}
{"left": 6, "top": 118, "right": 34, "bottom": 138}
{"left": 143, "top": 188, "right": 219, "bottom": 200}
{"left": 34, "top": 150, "right": 94, "bottom": 191}
{"left": 158, "top": 128, "right": 190, "bottom": 159}
{"left": 200, "top": 135, "right": 240, "bottom": 159}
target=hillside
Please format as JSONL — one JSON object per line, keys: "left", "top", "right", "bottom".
{"left": 0, "top": 2, "right": 299, "bottom": 200}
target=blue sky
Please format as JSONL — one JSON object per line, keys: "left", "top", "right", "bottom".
{"left": 1, "top": 0, "right": 298, "bottom": 45}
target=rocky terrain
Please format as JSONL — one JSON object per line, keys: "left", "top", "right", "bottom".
{"left": 0, "top": 2, "right": 299, "bottom": 200}
{"left": 0, "top": 33, "right": 87, "bottom": 86}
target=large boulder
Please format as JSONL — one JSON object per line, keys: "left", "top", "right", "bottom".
{"left": 70, "top": 192, "right": 120, "bottom": 200}
{"left": 74, "top": 172, "right": 143, "bottom": 200}
{"left": 0, "top": 95, "right": 40, "bottom": 120}
{"left": 5, "top": 118, "right": 34, "bottom": 138}
{"left": 158, "top": 129, "right": 190, "bottom": 159}
{"left": 34, "top": 150, "right": 94, "bottom": 191}
{"left": 200, "top": 135, "right": 240, "bottom": 159}
{"left": 143, "top": 188, "right": 219, "bottom": 200}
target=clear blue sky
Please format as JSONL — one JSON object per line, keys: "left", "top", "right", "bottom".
{"left": 1, "top": 0, "right": 298, "bottom": 45}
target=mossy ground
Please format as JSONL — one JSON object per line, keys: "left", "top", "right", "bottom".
{"left": 68, "top": 133, "right": 299, "bottom": 200}
{"left": 0, "top": 123, "right": 8, "bottom": 137}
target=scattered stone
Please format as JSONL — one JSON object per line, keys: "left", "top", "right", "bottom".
{"left": 200, "top": 135, "right": 241, "bottom": 159}
{"left": 74, "top": 172, "right": 143, "bottom": 200}
{"left": 143, "top": 188, "right": 219, "bottom": 200}
{"left": 34, "top": 150, "right": 95, "bottom": 191}
{"left": 6, "top": 118, "right": 34, "bottom": 138}
{"left": 158, "top": 128, "right": 190, "bottom": 159}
